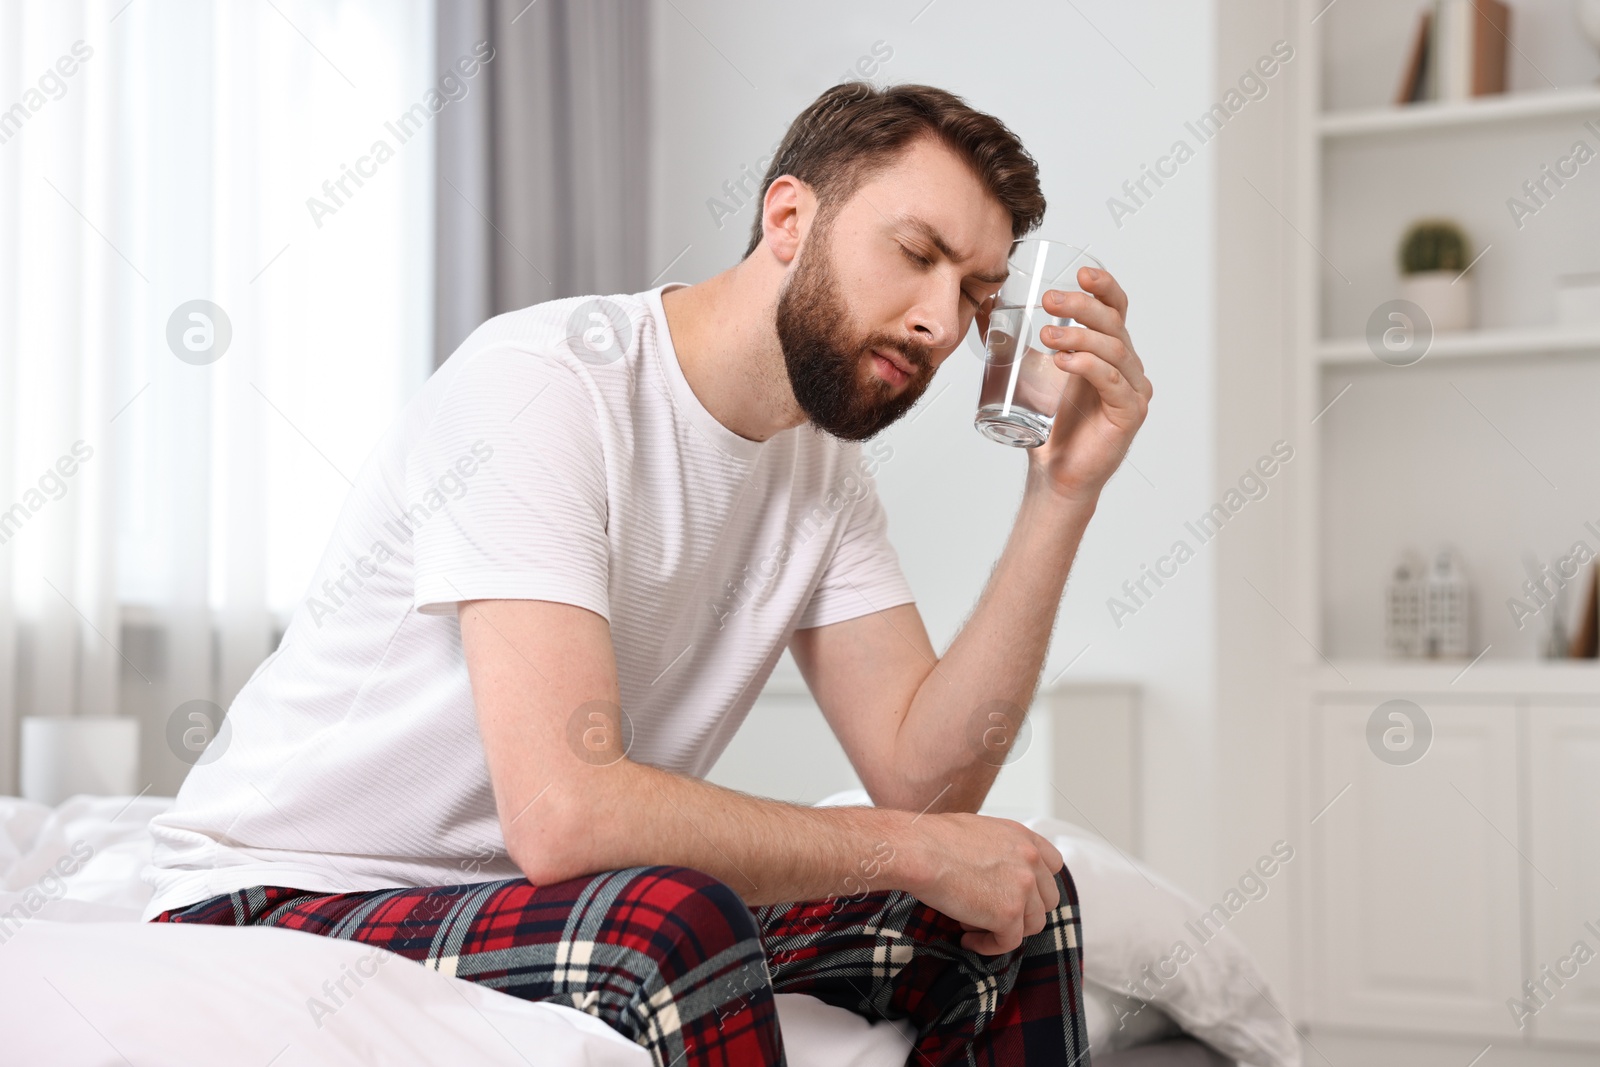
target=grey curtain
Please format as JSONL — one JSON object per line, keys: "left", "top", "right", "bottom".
{"left": 434, "top": 0, "right": 652, "bottom": 366}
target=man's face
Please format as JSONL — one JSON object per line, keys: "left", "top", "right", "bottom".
{"left": 774, "top": 136, "right": 1014, "bottom": 442}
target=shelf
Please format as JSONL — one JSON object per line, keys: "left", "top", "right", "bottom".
{"left": 1320, "top": 87, "right": 1600, "bottom": 140}
{"left": 1307, "top": 659, "right": 1600, "bottom": 696}
{"left": 1317, "top": 323, "right": 1600, "bottom": 368}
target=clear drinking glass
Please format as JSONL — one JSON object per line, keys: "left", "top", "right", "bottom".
{"left": 974, "top": 239, "right": 1104, "bottom": 448}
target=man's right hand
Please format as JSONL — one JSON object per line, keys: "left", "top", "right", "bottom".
{"left": 904, "top": 812, "right": 1066, "bottom": 956}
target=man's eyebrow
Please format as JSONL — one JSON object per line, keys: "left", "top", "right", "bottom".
{"left": 896, "top": 214, "right": 1008, "bottom": 285}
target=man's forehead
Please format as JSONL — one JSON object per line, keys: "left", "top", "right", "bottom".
{"left": 833, "top": 134, "right": 1013, "bottom": 279}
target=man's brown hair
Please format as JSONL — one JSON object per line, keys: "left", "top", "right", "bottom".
{"left": 743, "top": 81, "right": 1046, "bottom": 261}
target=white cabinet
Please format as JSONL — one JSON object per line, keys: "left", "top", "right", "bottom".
{"left": 1310, "top": 698, "right": 1522, "bottom": 1037}
{"left": 1526, "top": 704, "right": 1600, "bottom": 1044}
{"left": 1263, "top": 0, "right": 1600, "bottom": 1057}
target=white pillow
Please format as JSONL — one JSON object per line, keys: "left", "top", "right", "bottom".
{"left": 1085, "top": 981, "right": 1182, "bottom": 1053}
{"left": 812, "top": 791, "right": 1299, "bottom": 1067}
{"left": 1021, "top": 815, "right": 1299, "bottom": 1067}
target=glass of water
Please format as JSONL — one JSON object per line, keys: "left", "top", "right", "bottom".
{"left": 974, "top": 239, "right": 1104, "bottom": 448}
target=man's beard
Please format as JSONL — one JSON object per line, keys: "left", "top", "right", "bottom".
{"left": 774, "top": 218, "right": 934, "bottom": 442}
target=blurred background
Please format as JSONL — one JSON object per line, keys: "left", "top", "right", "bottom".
{"left": 4, "top": 1, "right": 1600, "bottom": 1062}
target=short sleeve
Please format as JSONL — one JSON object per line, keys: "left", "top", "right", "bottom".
{"left": 795, "top": 472, "right": 916, "bottom": 630}
{"left": 408, "top": 346, "right": 611, "bottom": 620}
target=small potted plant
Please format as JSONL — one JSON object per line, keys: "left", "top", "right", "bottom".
{"left": 1398, "top": 218, "right": 1475, "bottom": 332}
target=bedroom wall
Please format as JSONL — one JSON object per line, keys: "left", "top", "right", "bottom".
{"left": 1210, "top": 0, "right": 1300, "bottom": 1001}
{"left": 647, "top": 1, "right": 1225, "bottom": 902}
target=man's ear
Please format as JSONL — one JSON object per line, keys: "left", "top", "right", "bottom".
{"left": 759, "top": 176, "right": 808, "bottom": 266}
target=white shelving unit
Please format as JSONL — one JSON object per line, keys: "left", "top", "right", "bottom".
{"left": 1318, "top": 323, "right": 1600, "bottom": 367}
{"left": 1289, "top": 3, "right": 1600, "bottom": 1062}
{"left": 1320, "top": 84, "right": 1600, "bottom": 138}
{"left": 1310, "top": 658, "right": 1600, "bottom": 696}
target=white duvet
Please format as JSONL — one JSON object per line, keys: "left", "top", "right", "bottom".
{"left": 0, "top": 793, "right": 1299, "bottom": 1066}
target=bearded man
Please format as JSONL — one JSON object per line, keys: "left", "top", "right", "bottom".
{"left": 144, "top": 80, "right": 1153, "bottom": 1067}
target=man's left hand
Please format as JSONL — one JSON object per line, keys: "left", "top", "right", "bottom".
{"left": 1029, "top": 267, "right": 1152, "bottom": 505}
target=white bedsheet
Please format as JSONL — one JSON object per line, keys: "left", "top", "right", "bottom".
{"left": 0, "top": 795, "right": 922, "bottom": 1066}
{"left": 0, "top": 794, "right": 1295, "bottom": 1066}
{"left": 6, "top": 916, "right": 656, "bottom": 1067}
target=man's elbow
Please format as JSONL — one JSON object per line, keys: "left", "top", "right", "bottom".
{"left": 510, "top": 844, "right": 583, "bottom": 887}
{"left": 503, "top": 796, "right": 597, "bottom": 886}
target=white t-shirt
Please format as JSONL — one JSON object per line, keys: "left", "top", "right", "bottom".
{"left": 140, "top": 283, "right": 916, "bottom": 921}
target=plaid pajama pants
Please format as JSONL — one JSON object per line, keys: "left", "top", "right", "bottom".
{"left": 151, "top": 863, "right": 1089, "bottom": 1066}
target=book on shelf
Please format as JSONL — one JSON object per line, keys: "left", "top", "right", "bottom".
{"left": 1571, "top": 563, "right": 1599, "bottom": 659}
{"left": 1395, "top": 0, "right": 1509, "bottom": 106}
{"left": 1395, "top": 8, "right": 1433, "bottom": 104}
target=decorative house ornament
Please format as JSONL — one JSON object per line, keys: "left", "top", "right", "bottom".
{"left": 1387, "top": 547, "right": 1472, "bottom": 659}
{"left": 1386, "top": 551, "right": 1427, "bottom": 658}
{"left": 1423, "top": 548, "right": 1471, "bottom": 659}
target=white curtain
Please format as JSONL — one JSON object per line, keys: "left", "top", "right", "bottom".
{"left": 0, "top": 0, "right": 436, "bottom": 795}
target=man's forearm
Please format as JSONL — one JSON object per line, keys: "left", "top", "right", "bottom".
{"left": 513, "top": 757, "right": 920, "bottom": 907}
{"left": 893, "top": 471, "right": 1098, "bottom": 812}
{"left": 512, "top": 474, "right": 1099, "bottom": 900}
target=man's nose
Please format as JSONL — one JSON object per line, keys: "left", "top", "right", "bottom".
{"left": 906, "top": 302, "right": 960, "bottom": 352}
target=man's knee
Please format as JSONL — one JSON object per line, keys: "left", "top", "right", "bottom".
{"left": 627, "top": 865, "right": 763, "bottom": 951}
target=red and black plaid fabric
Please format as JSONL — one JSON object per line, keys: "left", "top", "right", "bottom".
{"left": 152, "top": 862, "right": 1088, "bottom": 1066}
{"left": 757, "top": 864, "right": 1088, "bottom": 1065}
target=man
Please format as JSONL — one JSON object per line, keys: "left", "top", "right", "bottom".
{"left": 145, "top": 80, "right": 1151, "bottom": 1066}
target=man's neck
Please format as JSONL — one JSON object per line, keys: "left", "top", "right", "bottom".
{"left": 660, "top": 258, "right": 807, "bottom": 444}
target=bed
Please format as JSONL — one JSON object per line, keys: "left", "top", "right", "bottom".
{"left": 0, "top": 792, "right": 1300, "bottom": 1066}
